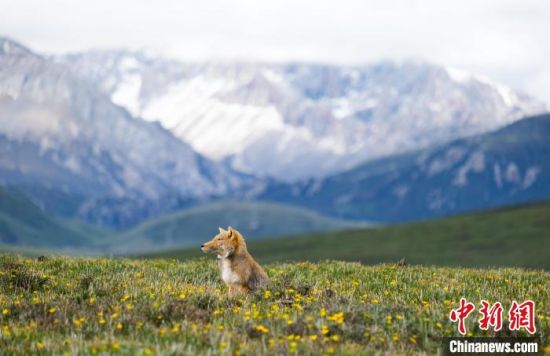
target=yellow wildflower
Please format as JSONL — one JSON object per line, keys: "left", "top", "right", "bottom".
{"left": 327, "top": 312, "right": 344, "bottom": 325}
{"left": 255, "top": 325, "right": 269, "bottom": 334}
{"left": 73, "top": 317, "right": 85, "bottom": 327}
{"left": 289, "top": 341, "right": 297, "bottom": 352}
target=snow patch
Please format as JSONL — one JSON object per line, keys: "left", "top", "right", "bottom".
{"left": 111, "top": 73, "right": 142, "bottom": 116}
{"left": 427, "top": 147, "right": 466, "bottom": 176}
{"left": 446, "top": 67, "right": 472, "bottom": 83}
{"left": 493, "top": 164, "right": 502, "bottom": 188}
{"left": 261, "top": 69, "right": 285, "bottom": 85}
{"left": 475, "top": 75, "right": 520, "bottom": 107}
{"left": 505, "top": 163, "right": 520, "bottom": 183}
{"left": 118, "top": 56, "right": 140, "bottom": 72}
{"left": 453, "top": 151, "right": 485, "bottom": 186}
{"left": 522, "top": 166, "right": 540, "bottom": 189}
{"left": 331, "top": 97, "right": 354, "bottom": 119}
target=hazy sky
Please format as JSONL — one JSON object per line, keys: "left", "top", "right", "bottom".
{"left": 1, "top": 0, "right": 549, "bottom": 102}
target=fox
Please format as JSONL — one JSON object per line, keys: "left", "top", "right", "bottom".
{"left": 201, "top": 226, "right": 269, "bottom": 294}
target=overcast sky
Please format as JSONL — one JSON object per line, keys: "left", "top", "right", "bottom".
{"left": 1, "top": 0, "right": 549, "bottom": 102}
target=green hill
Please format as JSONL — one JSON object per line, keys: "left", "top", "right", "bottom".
{"left": 144, "top": 200, "right": 550, "bottom": 269}
{"left": 0, "top": 186, "right": 109, "bottom": 250}
{"left": 107, "top": 201, "right": 363, "bottom": 253}
{"left": 0, "top": 190, "right": 362, "bottom": 253}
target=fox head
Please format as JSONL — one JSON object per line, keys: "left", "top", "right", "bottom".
{"left": 201, "top": 226, "right": 245, "bottom": 258}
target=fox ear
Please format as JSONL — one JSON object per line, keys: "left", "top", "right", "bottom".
{"left": 218, "top": 227, "right": 227, "bottom": 234}
{"left": 227, "top": 226, "right": 235, "bottom": 239}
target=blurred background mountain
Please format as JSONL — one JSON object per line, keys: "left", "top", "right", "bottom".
{"left": 0, "top": 36, "right": 549, "bottom": 260}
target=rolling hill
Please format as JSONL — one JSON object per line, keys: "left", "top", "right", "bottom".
{"left": 107, "top": 201, "right": 363, "bottom": 254}
{"left": 0, "top": 192, "right": 360, "bottom": 253}
{"left": 143, "top": 200, "right": 550, "bottom": 269}
{"left": 0, "top": 186, "right": 109, "bottom": 250}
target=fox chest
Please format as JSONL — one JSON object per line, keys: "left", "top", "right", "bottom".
{"left": 220, "top": 259, "right": 242, "bottom": 285}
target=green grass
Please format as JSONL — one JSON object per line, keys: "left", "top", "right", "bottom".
{"left": 106, "top": 201, "right": 362, "bottom": 254}
{"left": 0, "top": 186, "right": 110, "bottom": 249}
{"left": 144, "top": 201, "right": 550, "bottom": 270}
{"left": 0, "top": 255, "right": 548, "bottom": 354}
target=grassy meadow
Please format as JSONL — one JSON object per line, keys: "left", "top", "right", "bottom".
{"left": 144, "top": 201, "right": 550, "bottom": 269}
{"left": 0, "top": 254, "right": 548, "bottom": 354}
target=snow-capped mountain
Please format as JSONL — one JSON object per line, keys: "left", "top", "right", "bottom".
{"left": 58, "top": 51, "right": 547, "bottom": 181}
{"left": 0, "top": 38, "right": 243, "bottom": 227}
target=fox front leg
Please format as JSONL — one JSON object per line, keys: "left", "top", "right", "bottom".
{"left": 228, "top": 284, "right": 248, "bottom": 295}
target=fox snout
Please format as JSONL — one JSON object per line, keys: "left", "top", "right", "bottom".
{"left": 201, "top": 241, "right": 215, "bottom": 253}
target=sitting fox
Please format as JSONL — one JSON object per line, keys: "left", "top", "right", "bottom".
{"left": 201, "top": 227, "right": 269, "bottom": 294}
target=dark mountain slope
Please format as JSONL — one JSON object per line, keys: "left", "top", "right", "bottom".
{"left": 258, "top": 113, "right": 550, "bottom": 222}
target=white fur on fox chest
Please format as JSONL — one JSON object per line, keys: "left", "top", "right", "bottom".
{"left": 220, "top": 258, "right": 241, "bottom": 284}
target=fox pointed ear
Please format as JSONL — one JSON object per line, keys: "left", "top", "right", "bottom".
{"left": 218, "top": 227, "right": 227, "bottom": 234}
{"left": 227, "top": 226, "right": 234, "bottom": 238}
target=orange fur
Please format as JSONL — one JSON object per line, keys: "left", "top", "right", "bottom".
{"left": 201, "top": 226, "right": 269, "bottom": 294}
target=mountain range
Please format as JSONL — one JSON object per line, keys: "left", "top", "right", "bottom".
{"left": 1, "top": 36, "right": 549, "bottom": 237}
{"left": 58, "top": 50, "right": 546, "bottom": 181}
{"left": 258, "top": 113, "right": 550, "bottom": 222}
{"left": 0, "top": 38, "right": 246, "bottom": 227}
